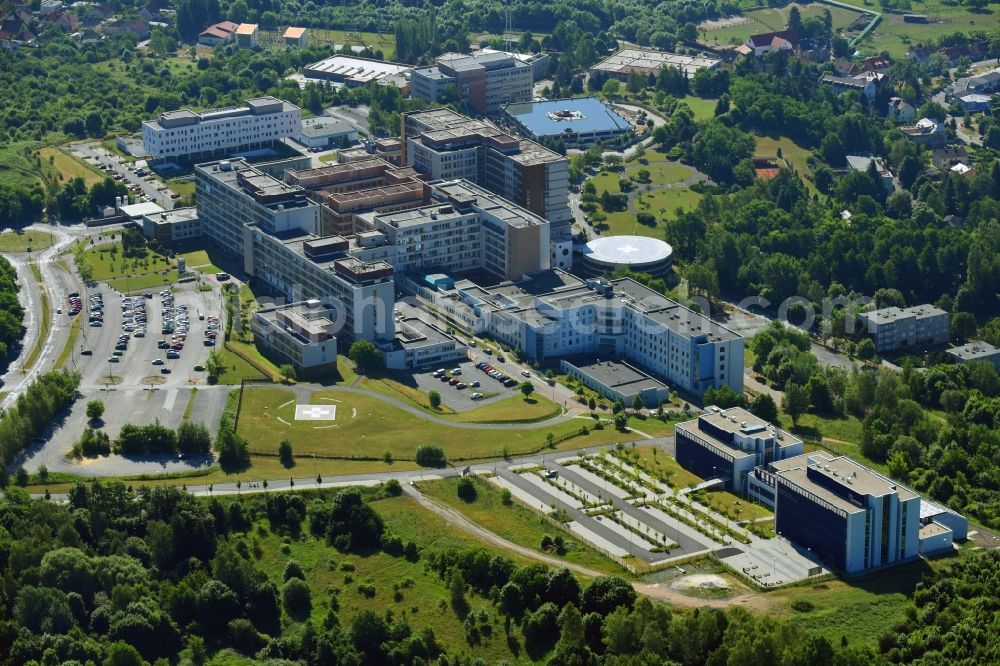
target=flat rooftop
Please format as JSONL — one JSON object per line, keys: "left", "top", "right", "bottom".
{"left": 395, "top": 316, "right": 451, "bottom": 348}
{"left": 503, "top": 97, "right": 633, "bottom": 137}
{"left": 947, "top": 341, "right": 1000, "bottom": 361}
{"left": 257, "top": 300, "right": 336, "bottom": 337}
{"left": 862, "top": 304, "right": 948, "bottom": 324}
{"left": 919, "top": 522, "right": 951, "bottom": 538}
{"left": 591, "top": 48, "right": 720, "bottom": 76}
{"left": 147, "top": 97, "right": 296, "bottom": 130}
{"left": 696, "top": 406, "right": 773, "bottom": 437}
{"left": 300, "top": 116, "right": 356, "bottom": 137}
{"left": 433, "top": 179, "right": 547, "bottom": 228}
{"left": 773, "top": 452, "right": 918, "bottom": 514}
{"left": 304, "top": 55, "right": 411, "bottom": 84}
{"left": 404, "top": 108, "right": 564, "bottom": 167}
{"left": 198, "top": 159, "right": 309, "bottom": 207}
{"left": 565, "top": 358, "right": 668, "bottom": 393}
{"left": 145, "top": 206, "right": 198, "bottom": 223}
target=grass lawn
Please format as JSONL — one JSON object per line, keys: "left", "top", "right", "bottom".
{"left": 264, "top": 27, "right": 397, "bottom": 59}
{"left": 699, "top": 4, "right": 866, "bottom": 47}
{"left": 83, "top": 242, "right": 173, "bottom": 281}
{"left": 764, "top": 553, "right": 963, "bottom": 646}
{"left": 0, "top": 141, "right": 57, "bottom": 190}
{"left": 417, "top": 476, "right": 626, "bottom": 575}
{"left": 776, "top": 409, "right": 864, "bottom": 450}
{"left": 38, "top": 146, "right": 104, "bottom": 188}
{"left": 166, "top": 177, "right": 195, "bottom": 198}
{"left": 0, "top": 229, "right": 55, "bottom": 253}
{"left": 177, "top": 249, "right": 212, "bottom": 267}
{"left": 445, "top": 394, "right": 563, "bottom": 424}
{"left": 626, "top": 161, "right": 690, "bottom": 185}
{"left": 216, "top": 345, "right": 269, "bottom": 384}
{"left": 23, "top": 263, "right": 50, "bottom": 371}
{"left": 55, "top": 315, "right": 82, "bottom": 370}
{"left": 628, "top": 445, "right": 704, "bottom": 489}
{"left": 107, "top": 270, "right": 180, "bottom": 292}
{"left": 319, "top": 153, "right": 338, "bottom": 163}
{"left": 635, "top": 187, "right": 703, "bottom": 218}
{"left": 846, "top": 0, "right": 1000, "bottom": 57}
{"left": 678, "top": 95, "right": 718, "bottom": 122}
{"left": 237, "top": 387, "right": 651, "bottom": 461}
{"left": 589, "top": 171, "right": 621, "bottom": 194}
{"left": 694, "top": 488, "right": 772, "bottom": 522}
{"left": 249, "top": 491, "right": 533, "bottom": 662}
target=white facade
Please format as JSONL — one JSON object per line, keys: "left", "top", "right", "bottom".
{"left": 142, "top": 97, "right": 301, "bottom": 161}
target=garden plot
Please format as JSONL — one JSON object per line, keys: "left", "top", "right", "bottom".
{"left": 600, "top": 455, "right": 670, "bottom": 494}
{"left": 550, "top": 472, "right": 606, "bottom": 507}
{"left": 565, "top": 521, "right": 629, "bottom": 558}
{"left": 614, "top": 510, "right": 675, "bottom": 549}
{"left": 488, "top": 476, "right": 555, "bottom": 514}
{"left": 594, "top": 514, "right": 659, "bottom": 551}
{"left": 520, "top": 471, "right": 584, "bottom": 509}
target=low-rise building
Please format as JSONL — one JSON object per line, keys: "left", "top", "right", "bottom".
{"left": 297, "top": 116, "right": 359, "bottom": 149}
{"left": 198, "top": 20, "right": 237, "bottom": 46}
{"left": 142, "top": 96, "right": 301, "bottom": 162}
{"left": 858, "top": 304, "right": 949, "bottom": 352}
{"left": 932, "top": 146, "right": 969, "bottom": 171}
{"left": 381, "top": 313, "right": 465, "bottom": 370}
{"left": 846, "top": 154, "right": 895, "bottom": 191}
{"left": 744, "top": 29, "right": 799, "bottom": 57}
{"left": 235, "top": 23, "right": 258, "bottom": 49}
{"left": 560, "top": 358, "right": 669, "bottom": 408}
{"left": 946, "top": 341, "right": 1000, "bottom": 371}
{"left": 141, "top": 207, "right": 201, "bottom": 243}
{"left": 676, "top": 406, "right": 804, "bottom": 495}
{"left": 887, "top": 97, "right": 916, "bottom": 122}
{"left": 303, "top": 54, "right": 412, "bottom": 87}
{"left": 752, "top": 452, "right": 921, "bottom": 574}
{"left": 283, "top": 26, "right": 306, "bottom": 48}
{"left": 501, "top": 97, "right": 634, "bottom": 149}
{"left": 899, "top": 117, "right": 946, "bottom": 148}
{"left": 589, "top": 48, "right": 720, "bottom": 80}
{"left": 958, "top": 93, "right": 992, "bottom": 112}
{"left": 251, "top": 300, "right": 339, "bottom": 371}
{"left": 820, "top": 71, "right": 886, "bottom": 99}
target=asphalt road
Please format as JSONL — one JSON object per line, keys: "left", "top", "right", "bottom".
{"left": 73, "top": 143, "right": 177, "bottom": 209}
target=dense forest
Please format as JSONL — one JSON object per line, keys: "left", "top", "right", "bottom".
{"left": 0, "top": 256, "right": 24, "bottom": 361}
{"left": 0, "top": 480, "right": 961, "bottom": 666}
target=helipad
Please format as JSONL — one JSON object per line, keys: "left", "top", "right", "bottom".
{"left": 295, "top": 404, "right": 337, "bottom": 421}
{"left": 578, "top": 235, "right": 673, "bottom": 278}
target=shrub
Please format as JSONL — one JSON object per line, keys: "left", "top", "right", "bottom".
{"left": 415, "top": 445, "right": 446, "bottom": 468}
{"left": 456, "top": 477, "right": 477, "bottom": 502}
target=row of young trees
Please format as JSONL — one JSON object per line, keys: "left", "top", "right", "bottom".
{"left": 0, "top": 370, "right": 79, "bottom": 475}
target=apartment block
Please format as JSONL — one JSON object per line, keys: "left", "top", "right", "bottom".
{"left": 285, "top": 159, "right": 430, "bottom": 236}
{"left": 400, "top": 108, "right": 571, "bottom": 238}
{"left": 675, "top": 406, "right": 804, "bottom": 494}
{"left": 142, "top": 96, "right": 300, "bottom": 161}
{"left": 756, "top": 452, "right": 921, "bottom": 574}
{"left": 141, "top": 207, "right": 201, "bottom": 243}
{"left": 411, "top": 50, "right": 533, "bottom": 114}
{"left": 411, "top": 271, "right": 744, "bottom": 397}
{"left": 195, "top": 159, "right": 395, "bottom": 343}
{"left": 946, "top": 341, "right": 1000, "bottom": 371}
{"left": 859, "top": 304, "right": 949, "bottom": 352}
{"left": 352, "top": 179, "right": 551, "bottom": 281}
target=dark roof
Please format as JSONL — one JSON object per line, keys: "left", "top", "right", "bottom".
{"left": 747, "top": 29, "right": 799, "bottom": 48}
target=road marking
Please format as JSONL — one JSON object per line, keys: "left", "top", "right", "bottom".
{"left": 317, "top": 396, "right": 341, "bottom": 402}
{"left": 313, "top": 425, "right": 337, "bottom": 429}
{"left": 163, "top": 388, "right": 179, "bottom": 411}
{"left": 295, "top": 404, "right": 336, "bottom": 420}
{"left": 351, "top": 407, "right": 357, "bottom": 418}
{"left": 277, "top": 399, "right": 294, "bottom": 410}
{"left": 277, "top": 416, "right": 291, "bottom": 425}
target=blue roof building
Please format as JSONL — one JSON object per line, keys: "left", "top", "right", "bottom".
{"left": 501, "top": 97, "right": 634, "bottom": 148}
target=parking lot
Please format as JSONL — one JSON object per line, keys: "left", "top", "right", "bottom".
{"left": 70, "top": 280, "right": 221, "bottom": 389}
{"left": 408, "top": 358, "right": 521, "bottom": 411}
{"left": 73, "top": 143, "right": 179, "bottom": 209}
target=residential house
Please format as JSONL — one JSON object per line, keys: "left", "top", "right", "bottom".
{"left": 42, "top": 10, "right": 77, "bottom": 32}
{"left": 958, "top": 93, "right": 991, "bottom": 112}
{"left": 899, "top": 117, "right": 946, "bottom": 148}
{"left": 846, "top": 154, "right": 895, "bottom": 191}
{"left": 234, "top": 22, "right": 258, "bottom": 49}
{"left": 198, "top": 20, "right": 237, "bottom": 46}
{"left": 744, "top": 29, "right": 798, "bottom": 57}
{"left": 820, "top": 71, "right": 885, "bottom": 99}
{"left": 138, "top": 2, "right": 162, "bottom": 22}
{"left": 888, "top": 97, "right": 916, "bottom": 122}
{"left": 283, "top": 26, "right": 306, "bottom": 47}
{"left": 103, "top": 17, "right": 149, "bottom": 40}
{"left": 932, "top": 146, "right": 968, "bottom": 170}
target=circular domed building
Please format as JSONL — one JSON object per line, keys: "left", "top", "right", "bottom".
{"left": 577, "top": 235, "right": 673, "bottom": 279}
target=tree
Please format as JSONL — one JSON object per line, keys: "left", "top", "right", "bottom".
{"left": 448, "top": 566, "right": 467, "bottom": 612}
{"left": 520, "top": 381, "right": 535, "bottom": 398}
{"left": 856, "top": 338, "right": 876, "bottom": 361}
{"left": 950, "top": 311, "right": 977, "bottom": 343}
{"left": 415, "top": 445, "right": 446, "bottom": 467}
{"left": 689, "top": 121, "right": 755, "bottom": 185}
{"left": 86, "top": 399, "right": 105, "bottom": 422}
{"left": 782, "top": 382, "right": 810, "bottom": 426}
{"left": 205, "top": 349, "right": 225, "bottom": 383}
{"left": 177, "top": 421, "right": 211, "bottom": 454}
{"left": 581, "top": 576, "right": 636, "bottom": 616}
{"left": 750, "top": 393, "right": 778, "bottom": 423}
{"left": 281, "top": 577, "right": 311, "bottom": 620}
{"left": 601, "top": 78, "right": 620, "bottom": 96}
{"left": 278, "top": 439, "right": 294, "bottom": 468}
{"left": 456, "top": 477, "right": 477, "bottom": 502}
{"left": 348, "top": 340, "right": 384, "bottom": 373}
{"left": 278, "top": 363, "right": 297, "bottom": 382}
{"left": 631, "top": 395, "right": 643, "bottom": 413}
{"left": 428, "top": 390, "right": 442, "bottom": 409}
